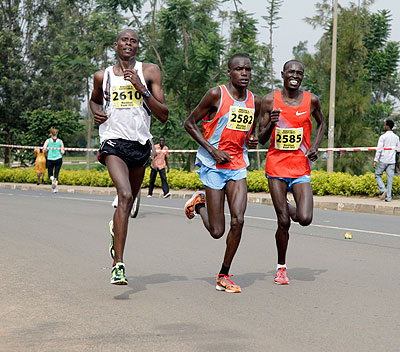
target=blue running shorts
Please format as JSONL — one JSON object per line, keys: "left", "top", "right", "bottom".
{"left": 266, "top": 174, "right": 311, "bottom": 193}
{"left": 197, "top": 164, "right": 247, "bottom": 190}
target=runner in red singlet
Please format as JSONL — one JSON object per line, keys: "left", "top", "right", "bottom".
{"left": 259, "top": 60, "right": 325, "bottom": 285}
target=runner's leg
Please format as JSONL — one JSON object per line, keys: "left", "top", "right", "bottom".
{"left": 268, "top": 178, "right": 290, "bottom": 265}
{"left": 198, "top": 187, "right": 225, "bottom": 238}
{"left": 291, "top": 182, "right": 313, "bottom": 226}
{"left": 105, "top": 155, "right": 140, "bottom": 266}
{"left": 223, "top": 178, "right": 247, "bottom": 267}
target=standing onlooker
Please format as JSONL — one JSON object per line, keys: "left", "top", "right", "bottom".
{"left": 34, "top": 143, "right": 46, "bottom": 185}
{"left": 373, "top": 119, "right": 400, "bottom": 202}
{"left": 148, "top": 136, "right": 170, "bottom": 198}
{"left": 44, "top": 127, "right": 65, "bottom": 193}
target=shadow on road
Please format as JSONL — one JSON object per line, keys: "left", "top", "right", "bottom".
{"left": 266, "top": 267, "right": 327, "bottom": 282}
{"left": 198, "top": 267, "right": 327, "bottom": 288}
{"left": 113, "top": 273, "right": 188, "bottom": 300}
{"left": 197, "top": 272, "right": 267, "bottom": 289}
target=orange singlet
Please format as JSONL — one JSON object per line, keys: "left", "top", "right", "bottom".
{"left": 265, "top": 90, "right": 312, "bottom": 178}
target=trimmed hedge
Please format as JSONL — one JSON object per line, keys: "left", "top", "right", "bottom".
{"left": 0, "top": 166, "right": 397, "bottom": 197}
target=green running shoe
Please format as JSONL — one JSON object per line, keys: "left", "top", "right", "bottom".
{"left": 109, "top": 220, "right": 115, "bottom": 259}
{"left": 110, "top": 262, "right": 128, "bottom": 285}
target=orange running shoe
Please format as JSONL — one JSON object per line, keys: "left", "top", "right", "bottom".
{"left": 184, "top": 191, "right": 206, "bottom": 219}
{"left": 274, "top": 267, "right": 290, "bottom": 285}
{"left": 216, "top": 274, "right": 241, "bottom": 293}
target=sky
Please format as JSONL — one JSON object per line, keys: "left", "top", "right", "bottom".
{"left": 233, "top": 0, "right": 400, "bottom": 74}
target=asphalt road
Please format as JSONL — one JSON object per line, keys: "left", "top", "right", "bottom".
{"left": 1, "top": 189, "right": 399, "bottom": 352}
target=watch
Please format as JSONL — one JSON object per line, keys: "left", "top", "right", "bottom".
{"left": 143, "top": 89, "right": 151, "bottom": 98}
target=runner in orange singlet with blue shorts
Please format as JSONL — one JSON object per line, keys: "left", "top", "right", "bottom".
{"left": 184, "top": 53, "right": 261, "bottom": 293}
{"left": 259, "top": 60, "right": 325, "bottom": 285}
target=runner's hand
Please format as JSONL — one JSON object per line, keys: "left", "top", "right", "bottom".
{"left": 247, "top": 135, "right": 259, "bottom": 149}
{"left": 123, "top": 69, "right": 146, "bottom": 95}
{"left": 270, "top": 109, "right": 280, "bottom": 125}
{"left": 306, "top": 147, "right": 318, "bottom": 162}
{"left": 211, "top": 149, "right": 233, "bottom": 164}
{"left": 93, "top": 110, "right": 108, "bottom": 125}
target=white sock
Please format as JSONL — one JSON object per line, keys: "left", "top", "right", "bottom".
{"left": 277, "top": 264, "right": 287, "bottom": 270}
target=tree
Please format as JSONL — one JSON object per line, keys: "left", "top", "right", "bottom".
{"left": 0, "top": 0, "right": 51, "bottom": 164}
{"left": 363, "top": 9, "right": 400, "bottom": 134}
{"left": 303, "top": 1, "right": 380, "bottom": 174}
{"left": 263, "top": 0, "right": 283, "bottom": 91}
{"left": 0, "top": 0, "right": 122, "bottom": 165}
{"left": 19, "top": 109, "right": 82, "bottom": 164}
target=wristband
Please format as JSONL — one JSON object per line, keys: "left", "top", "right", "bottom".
{"left": 143, "top": 89, "right": 151, "bottom": 98}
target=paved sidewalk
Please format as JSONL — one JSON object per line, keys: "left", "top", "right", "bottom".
{"left": 1, "top": 182, "right": 399, "bottom": 216}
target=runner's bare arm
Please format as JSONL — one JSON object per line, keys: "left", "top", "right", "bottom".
{"left": 184, "top": 87, "right": 233, "bottom": 164}
{"left": 306, "top": 94, "right": 326, "bottom": 161}
{"left": 89, "top": 70, "right": 108, "bottom": 125}
{"left": 125, "top": 63, "right": 168, "bottom": 123}
{"left": 247, "top": 95, "right": 261, "bottom": 149}
{"left": 258, "top": 93, "right": 280, "bottom": 145}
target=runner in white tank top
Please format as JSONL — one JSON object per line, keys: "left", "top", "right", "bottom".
{"left": 90, "top": 29, "right": 168, "bottom": 285}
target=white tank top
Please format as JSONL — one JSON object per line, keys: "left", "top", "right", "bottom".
{"left": 99, "top": 61, "right": 152, "bottom": 144}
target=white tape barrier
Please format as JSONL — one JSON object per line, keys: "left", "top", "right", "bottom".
{"left": 1, "top": 143, "right": 400, "bottom": 153}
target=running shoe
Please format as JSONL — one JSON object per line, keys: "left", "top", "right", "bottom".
{"left": 184, "top": 191, "right": 206, "bottom": 219}
{"left": 109, "top": 220, "right": 115, "bottom": 259}
{"left": 50, "top": 176, "right": 57, "bottom": 190}
{"left": 163, "top": 192, "right": 171, "bottom": 198}
{"left": 274, "top": 267, "right": 290, "bottom": 285}
{"left": 112, "top": 195, "right": 118, "bottom": 208}
{"left": 110, "top": 262, "right": 128, "bottom": 285}
{"left": 381, "top": 190, "right": 387, "bottom": 200}
{"left": 216, "top": 274, "right": 241, "bottom": 293}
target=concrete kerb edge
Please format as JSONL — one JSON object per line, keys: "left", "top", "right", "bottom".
{"left": 0, "top": 182, "right": 398, "bottom": 216}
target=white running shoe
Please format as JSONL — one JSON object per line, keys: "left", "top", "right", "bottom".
{"left": 50, "top": 176, "right": 57, "bottom": 190}
{"left": 112, "top": 195, "right": 118, "bottom": 208}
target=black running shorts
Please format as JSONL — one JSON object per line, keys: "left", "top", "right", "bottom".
{"left": 98, "top": 138, "right": 151, "bottom": 168}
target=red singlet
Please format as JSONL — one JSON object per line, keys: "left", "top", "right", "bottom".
{"left": 265, "top": 90, "right": 312, "bottom": 178}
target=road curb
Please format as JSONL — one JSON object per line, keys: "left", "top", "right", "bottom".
{"left": 1, "top": 182, "right": 399, "bottom": 216}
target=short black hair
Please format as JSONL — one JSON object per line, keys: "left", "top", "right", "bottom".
{"left": 282, "top": 60, "right": 304, "bottom": 72}
{"left": 116, "top": 29, "right": 139, "bottom": 42}
{"left": 159, "top": 136, "right": 165, "bottom": 140}
{"left": 228, "top": 53, "right": 250, "bottom": 69}
{"left": 385, "top": 119, "right": 394, "bottom": 130}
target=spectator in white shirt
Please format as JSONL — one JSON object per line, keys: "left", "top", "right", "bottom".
{"left": 373, "top": 119, "right": 400, "bottom": 202}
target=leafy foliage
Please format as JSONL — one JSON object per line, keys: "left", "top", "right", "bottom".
{"left": 1, "top": 167, "right": 399, "bottom": 197}
{"left": 296, "top": 2, "right": 399, "bottom": 174}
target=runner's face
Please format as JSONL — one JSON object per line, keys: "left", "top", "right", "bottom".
{"left": 115, "top": 31, "right": 139, "bottom": 58}
{"left": 282, "top": 62, "right": 304, "bottom": 90}
{"left": 228, "top": 58, "right": 252, "bottom": 88}
{"left": 159, "top": 138, "right": 165, "bottom": 147}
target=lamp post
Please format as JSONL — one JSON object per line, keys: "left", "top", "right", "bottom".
{"left": 327, "top": 0, "right": 338, "bottom": 173}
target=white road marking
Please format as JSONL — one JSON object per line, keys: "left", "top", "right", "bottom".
{"left": 2, "top": 192, "right": 399, "bottom": 238}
